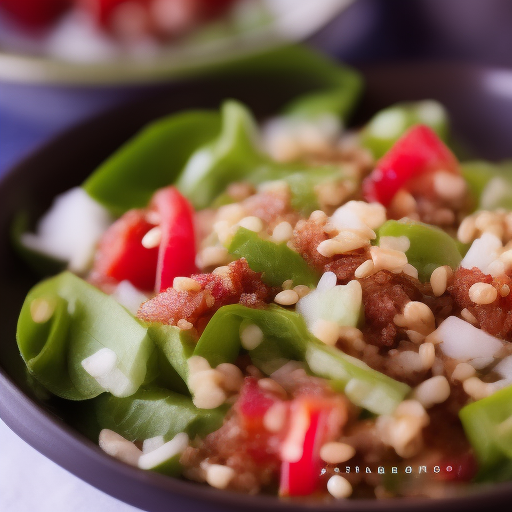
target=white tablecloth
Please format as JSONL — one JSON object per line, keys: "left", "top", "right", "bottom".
{"left": 0, "top": 419, "right": 141, "bottom": 512}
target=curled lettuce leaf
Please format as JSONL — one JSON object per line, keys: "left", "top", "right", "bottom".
{"left": 17, "top": 272, "right": 155, "bottom": 400}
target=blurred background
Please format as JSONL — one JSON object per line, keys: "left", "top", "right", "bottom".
{"left": 1, "top": 0, "right": 512, "bottom": 510}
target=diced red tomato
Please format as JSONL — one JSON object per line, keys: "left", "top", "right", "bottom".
{"left": 0, "top": 0, "right": 70, "bottom": 28}
{"left": 237, "top": 376, "right": 281, "bottom": 433}
{"left": 362, "top": 124, "right": 460, "bottom": 207}
{"left": 236, "top": 377, "right": 287, "bottom": 465}
{"left": 279, "top": 397, "right": 347, "bottom": 497}
{"left": 93, "top": 209, "right": 159, "bottom": 291}
{"left": 151, "top": 186, "right": 196, "bottom": 292}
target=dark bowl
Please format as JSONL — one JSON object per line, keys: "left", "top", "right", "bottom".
{"left": 2, "top": 62, "right": 512, "bottom": 512}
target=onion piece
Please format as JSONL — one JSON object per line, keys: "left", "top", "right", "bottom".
{"left": 21, "top": 187, "right": 112, "bottom": 273}
{"left": 435, "top": 316, "right": 503, "bottom": 369}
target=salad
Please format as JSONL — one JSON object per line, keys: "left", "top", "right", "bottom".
{"left": 15, "top": 48, "right": 512, "bottom": 500}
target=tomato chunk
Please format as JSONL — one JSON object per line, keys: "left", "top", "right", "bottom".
{"left": 279, "top": 397, "right": 347, "bottom": 497}
{"left": 93, "top": 209, "right": 159, "bottom": 291}
{"left": 151, "top": 186, "right": 196, "bottom": 292}
{"left": 362, "top": 124, "right": 460, "bottom": 206}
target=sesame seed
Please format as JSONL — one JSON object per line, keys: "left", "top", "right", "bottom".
{"left": 451, "top": 362, "right": 476, "bottom": 382}
{"left": 370, "top": 246, "right": 408, "bottom": 273}
{"left": 327, "top": 475, "right": 352, "bottom": 499}
{"left": 274, "top": 289, "right": 299, "bottom": 306}
{"left": 309, "top": 210, "right": 328, "bottom": 223}
{"left": 419, "top": 342, "right": 436, "bottom": 370}
{"left": 469, "top": 282, "right": 497, "bottom": 305}
{"left": 212, "top": 265, "right": 230, "bottom": 277}
{"left": 205, "top": 464, "right": 235, "bottom": 490}
{"left": 379, "top": 236, "right": 410, "bottom": 253}
{"left": 463, "top": 376, "right": 493, "bottom": 400}
{"left": 395, "top": 301, "right": 436, "bottom": 335}
{"left": 406, "top": 330, "right": 426, "bottom": 344}
{"left": 402, "top": 264, "right": 419, "bottom": 280}
{"left": 389, "top": 189, "right": 417, "bottom": 218}
{"left": 238, "top": 216, "right": 263, "bottom": 233}
{"left": 457, "top": 217, "right": 476, "bottom": 244}
{"left": 311, "top": 318, "right": 340, "bottom": 346}
{"left": 461, "top": 308, "right": 478, "bottom": 325}
{"left": 30, "top": 298, "right": 55, "bottom": 323}
{"left": 145, "top": 211, "right": 161, "bottom": 225}
{"left": 282, "top": 279, "right": 294, "bottom": 290}
{"left": 394, "top": 399, "right": 428, "bottom": 421}
{"left": 433, "top": 172, "right": 467, "bottom": 202}
{"left": 500, "top": 284, "right": 510, "bottom": 297}
{"left": 413, "top": 375, "right": 451, "bottom": 408}
{"left": 99, "top": 429, "right": 142, "bottom": 467}
{"left": 173, "top": 276, "right": 201, "bottom": 292}
{"left": 141, "top": 226, "right": 162, "bottom": 249}
{"left": 317, "top": 232, "right": 369, "bottom": 257}
{"left": 187, "top": 355, "right": 211, "bottom": 374}
{"left": 177, "top": 319, "right": 193, "bottom": 330}
{"left": 216, "top": 363, "right": 244, "bottom": 393}
{"left": 272, "top": 221, "right": 294, "bottom": 243}
{"left": 430, "top": 266, "right": 452, "bottom": 296}
{"left": 217, "top": 203, "right": 247, "bottom": 224}
{"left": 320, "top": 442, "right": 355, "bottom": 464}
{"left": 192, "top": 383, "right": 227, "bottom": 410}
{"left": 263, "top": 402, "right": 287, "bottom": 432}
{"left": 354, "top": 259, "right": 375, "bottom": 279}
{"left": 197, "top": 246, "right": 229, "bottom": 269}
{"left": 293, "top": 285, "right": 311, "bottom": 298}
{"left": 240, "top": 323, "right": 264, "bottom": 350}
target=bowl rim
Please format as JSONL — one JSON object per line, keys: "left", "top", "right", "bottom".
{"left": 2, "top": 61, "right": 512, "bottom": 511}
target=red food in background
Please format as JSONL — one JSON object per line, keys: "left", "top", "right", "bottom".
{"left": 362, "top": 124, "right": 460, "bottom": 206}
{"left": 0, "top": 0, "right": 70, "bottom": 28}
{"left": 77, "top": 0, "right": 236, "bottom": 39}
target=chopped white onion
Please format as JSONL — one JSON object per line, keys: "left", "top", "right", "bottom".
{"left": 142, "top": 436, "right": 166, "bottom": 454}
{"left": 436, "top": 316, "right": 503, "bottom": 369}
{"left": 493, "top": 355, "right": 512, "bottom": 385}
{"left": 297, "top": 279, "right": 362, "bottom": 331}
{"left": 331, "top": 200, "right": 386, "bottom": 232}
{"left": 138, "top": 433, "right": 189, "bottom": 470}
{"left": 316, "top": 271, "right": 337, "bottom": 292}
{"left": 21, "top": 187, "right": 112, "bottom": 273}
{"left": 81, "top": 348, "right": 136, "bottom": 397}
{"left": 81, "top": 348, "right": 117, "bottom": 378}
{"left": 460, "top": 233, "right": 502, "bottom": 275}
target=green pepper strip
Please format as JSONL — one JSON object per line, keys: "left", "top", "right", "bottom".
{"left": 459, "top": 384, "right": 512, "bottom": 482}
{"left": 376, "top": 219, "right": 463, "bottom": 282}
{"left": 227, "top": 227, "right": 319, "bottom": 287}
{"left": 17, "top": 272, "right": 155, "bottom": 400}
{"left": 193, "top": 304, "right": 409, "bottom": 415}
{"left": 462, "top": 160, "right": 512, "bottom": 212}
{"left": 360, "top": 100, "right": 449, "bottom": 159}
